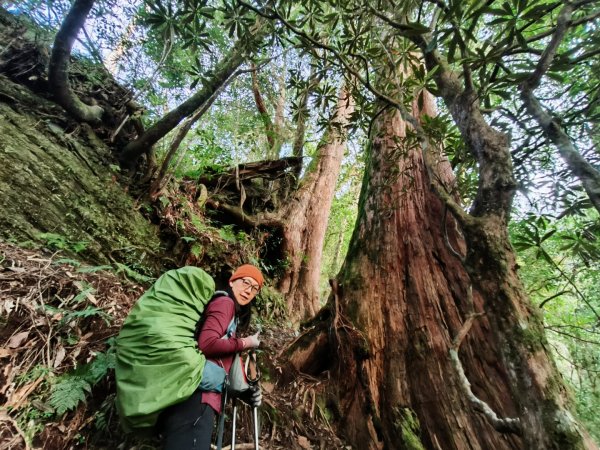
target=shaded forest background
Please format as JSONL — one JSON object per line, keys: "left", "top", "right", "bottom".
{"left": 0, "top": 0, "right": 599, "bottom": 448}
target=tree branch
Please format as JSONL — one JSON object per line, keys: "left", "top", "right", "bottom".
{"left": 442, "top": 206, "right": 466, "bottom": 263}
{"left": 48, "top": 0, "right": 103, "bottom": 124}
{"left": 499, "top": 8, "right": 600, "bottom": 61}
{"left": 538, "top": 290, "right": 571, "bottom": 309}
{"left": 523, "top": 2, "right": 574, "bottom": 91}
{"left": 545, "top": 327, "right": 600, "bottom": 346}
{"left": 250, "top": 62, "right": 276, "bottom": 150}
{"left": 449, "top": 348, "right": 522, "bottom": 434}
{"left": 149, "top": 70, "right": 239, "bottom": 198}
{"left": 120, "top": 17, "right": 269, "bottom": 168}
{"left": 520, "top": 2, "right": 600, "bottom": 215}
{"left": 205, "top": 198, "right": 284, "bottom": 228}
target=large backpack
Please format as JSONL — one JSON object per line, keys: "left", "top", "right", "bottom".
{"left": 115, "top": 266, "right": 215, "bottom": 432}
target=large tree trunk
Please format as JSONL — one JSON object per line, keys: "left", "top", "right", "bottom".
{"left": 48, "top": 0, "right": 103, "bottom": 124}
{"left": 318, "top": 93, "right": 523, "bottom": 449}
{"left": 288, "top": 87, "right": 597, "bottom": 449}
{"left": 277, "top": 87, "right": 354, "bottom": 323}
{"left": 413, "top": 32, "right": 596, "bottom": 447}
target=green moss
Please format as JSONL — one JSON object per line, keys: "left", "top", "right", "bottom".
{"left": 514, "top": 319, "right": 547, "bottom": 353}
{"left": 0, "top": 76, "right": 162, "bottom": 271}
{"left": 543, "top": 403, "right": 586, "bottom": 450}
{"left": 314, "top": 395, "right": 334, "bottom": 423}
{"left": 392, "top": 407, "right": 426, "bottom": 450}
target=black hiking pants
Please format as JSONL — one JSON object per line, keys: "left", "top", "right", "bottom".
{"left": 158, "top": 389, "right": 215, "bottom": 450}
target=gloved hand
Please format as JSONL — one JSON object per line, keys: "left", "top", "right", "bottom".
{"left": 242, "top": 332, "right": 260, "bottom": 349}
{"left": 239, "top": 384, "right": 262, "bottom": 407}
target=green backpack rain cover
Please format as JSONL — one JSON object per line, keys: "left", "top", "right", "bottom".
{"left": 115, "top": 266, "right": 215, "bottom": 432}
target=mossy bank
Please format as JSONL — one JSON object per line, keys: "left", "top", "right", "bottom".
{"left": 0, "top": 74, "right": 161, "bottom": 271}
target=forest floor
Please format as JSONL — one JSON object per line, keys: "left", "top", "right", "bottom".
{"left": 0, "top": 242, "right": 348, "bottom": 450}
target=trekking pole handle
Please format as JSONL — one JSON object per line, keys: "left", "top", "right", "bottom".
{"left": 246, "top": 349, "right": 261, "bottom": 384}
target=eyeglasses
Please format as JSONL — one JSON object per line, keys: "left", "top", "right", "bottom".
{"left": 240, "top": 278, "right": 260, "bottom": 295}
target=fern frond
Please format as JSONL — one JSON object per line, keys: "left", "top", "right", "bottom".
{"left": 60, "top": 306, "right": 111, "bottom": 326}
{"left": 49, "top": 376, "right": 91, "bottom": 415}
{"left": 114, "top": 262, "right": 155, "bottom": 283}
{"left": 83, "top": 351, "right": 116, "bottom": 384}
{"left": 71, "top": 284, "right": 96, "bottom": 304}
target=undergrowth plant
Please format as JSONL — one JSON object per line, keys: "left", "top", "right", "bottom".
{"left": 253, "top": 285, "right": 287, "bottom": 325}
{"left": 49, "top": 341, "right": 116, "bottom": 416}
{"left": 37, "top": 232, "right": 88, "bottom": 253}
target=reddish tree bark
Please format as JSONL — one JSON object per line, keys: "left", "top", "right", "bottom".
{"left": 212, "top": 78, "right": 347, "bottom": 324}
{"left": 330, "top": 94, "right": 523, "bottom": 449}
{"left": 277, "top": 87, "right": 354, "bottom": 323}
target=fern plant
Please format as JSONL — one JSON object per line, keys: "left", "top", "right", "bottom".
{"left": 60, "top": 306, "right": 111, "bottom": 326}
{"left": 49, "top": 343, "right": 116, "bottom": 416}
{"left": 114, "top": 262, "right": 155, "bottom": 284}
{"left": 49, "top": 377, "right": 91, "bottom": 416}
{"left": 43, "top": 305, "right": 111, "bottom": 327}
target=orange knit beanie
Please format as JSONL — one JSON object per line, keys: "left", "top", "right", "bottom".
{"left": 229, "top": 264, "right": 264, "bottom": 288}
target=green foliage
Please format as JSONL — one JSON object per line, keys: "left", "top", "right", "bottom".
{"left": 320, "top": 156, "right": 362, "bottom": 299}
{"left": 93, "top": 393, "right": 117, "bottom": 433}
{"left": 49, "top": 376, "right": 91, "bottom": 416}
{"left": 71, "top": 283, "right": 96, "bottom": 304}
{"left": 218, "top": 224, "right": 248, "bottom": 243}
{"left": 38, "top": 280, "right": 111, "bottom": 332}
{"left": 54, "top": 258, "right": 81, "bottom": 267}
{"left": 190, "top": 243, "right": 203, "bottom": 258}
{"left": 511, "top": 211, "right": 600, "bottom": 441}
{"left": 37, "top": 232, "right": 88, "bottom": 253}
{"left": 114, "top": 262, "right": 155, "bottom": 284}
{"left": 44, "top": 304, "right": 111, "bottom": 327}
{"left": 253, "top": 285, "right": 287, "bottom": 324}
{"left": 15, "top": 364, "right": 51, "bottom": 386}
{"left": 49, "top": 344, "right": 116, "bottom": 416}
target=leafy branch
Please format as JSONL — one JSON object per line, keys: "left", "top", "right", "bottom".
{"left": 519, "top": 1, "right": 600, "bottom": 214}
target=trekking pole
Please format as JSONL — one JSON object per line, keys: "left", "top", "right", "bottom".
{"left": 231, "top": 397, "right": 238, "bottom": 450}
{"left": 253, "top": 405, "right": 259, "bottom": 450}
{"left": 245, "top": 350, "right": 261, "bottom": 450}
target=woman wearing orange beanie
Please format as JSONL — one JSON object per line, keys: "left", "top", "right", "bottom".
{"left": 159, "top": 264, "right": 264, "bottom": 450}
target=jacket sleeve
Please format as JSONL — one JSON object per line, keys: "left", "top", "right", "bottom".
{"left": 197, "top": 296, "right": 245, "bottom": 357}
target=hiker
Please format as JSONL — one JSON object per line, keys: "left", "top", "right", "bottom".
{"left": 158, "top": 264, "right": 265, "bottom": 450}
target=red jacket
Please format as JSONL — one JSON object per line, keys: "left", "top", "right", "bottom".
{"left": 197, "top": 295, "right": 245, "bottom": 413}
